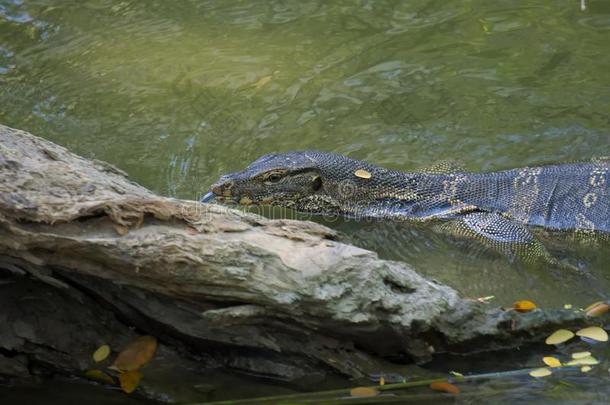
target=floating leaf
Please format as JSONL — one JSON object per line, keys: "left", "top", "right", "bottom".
{"left": 85, "top": 369, "right": 115, "bottom": 385}
{"left": 545, "top": 329, "right": 574, "bottom": 345}
{"left": 581, "top": 366, "right": 592, "bottom": 373}
{"left": 543, "top": 356, "right": 561, "bottom": 368}
{"left": 119, "top": 370, "right": 142, "bottom": 394}
{"left": 564, "top": 304, "right": 573, "bottom": 309}
{"left": 350, "top": 387, "right": 379, "bottom": 398}
{"left": 93, "top": 344, "right": 111, "bottom": 363}
{"left": 255, "top": 75, "right": 273, "bottom": 90}
{"left": 565, "top": 355, "right": 599, "bottom": 366}
{"left": 585, "top": 302, "right": 610, "bottom": 317}
{"left": 111, "top": 336, "right": 158, "bottom": 372}
{"left": 529, "top": 368, "right": 552, "bottom": 378}
{"left": 430, "top": 382, "right": 460, "bottom": 394}
{"left": 354, "top": 169, "right": 372, "bottom": 179}
{"left": 576, "top": 326, "right": 608, "bottom": 342}
{"left": 572, "top": 351, "right": 592, "bottom": 359}
{"left": 513, "top": 300, "right": 537, "bottom": 313}
{"left": 450, "top": 371, "right": 464, "bottom": 378}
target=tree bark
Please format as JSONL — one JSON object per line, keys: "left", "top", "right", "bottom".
{"left": 0, "top": 124, "right": 590, "bottom": 397}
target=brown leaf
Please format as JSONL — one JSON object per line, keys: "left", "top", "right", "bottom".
{"left": 119, "top": 370, "right": 142, "bottom": 394}
{"left": 430, "top": 381, "right": 460, "bottom": 394}
{"left": 585, "top": 302, "right": 610, "bottom": 317}
{"left": 350, "top": 387, "right": 379, "bottom": 397}
{"left": 113, "top": 224, "right": 129, "bottom": 236}
{"left": 112, "top": 336, "right": 157, "bottom": 372}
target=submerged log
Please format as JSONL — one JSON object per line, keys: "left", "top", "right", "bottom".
{"left": 0, "top": 124, "right": 591, "bottom": 394}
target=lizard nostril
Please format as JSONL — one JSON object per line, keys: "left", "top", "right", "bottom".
{"left": 224, "top": 180, "right": 235, "bottom": 190}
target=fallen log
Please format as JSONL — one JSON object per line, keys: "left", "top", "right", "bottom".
{"left": 0, "top": 124, "right": 591, "bottom": 397}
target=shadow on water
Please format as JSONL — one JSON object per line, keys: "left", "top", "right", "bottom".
{"left": 1, "top": 0, "right": 610, "bottom": 403}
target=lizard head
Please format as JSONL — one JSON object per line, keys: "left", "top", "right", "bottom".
{"left": 202, "top": 152, "right": 328, "bottom": 210}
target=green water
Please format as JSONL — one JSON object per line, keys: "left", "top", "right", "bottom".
{"left": 1, "top": 0, "right": 609, "bottom": 403}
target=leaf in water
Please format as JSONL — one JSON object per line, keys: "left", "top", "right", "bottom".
{"left": 572, "top": 351, "right": 592, "bottom": 359}
{"left": 529, "top": 368, "right": 552, "bottom": 378}
{"left": 576, "top": 326, "right": 608, "bottom": 342}
{"left": 119, "top": 370, "right": 142, "bottom": 394}
{"left": 477, "top": 295, "right": 495, "bottom": 304}
{"left": 565, "top": 355, "right": 599, "bottom": 366}
{"left": 93, "top": 344, "right": 111, "bottom": 363}
{"left": 450, "top": 371, "right": 464, "bottom": 378}
{"left": 430, "top": 382, "right": 460, "bottom": 394}
{"left": 545, "top": 329, "right": 574, "bottom": 345}
{"left": 564, "top": 304, "right": 573, "bottom": 309}
{"left": 111, "top": 336, "right": 158, "bottom": 372}
{"left": 85, "top": 369, "right": 115, "bottom": 385}
{"left": 543, "top": 356, "right": 562, "bottom": 368}
{"left": 581, "top": 366, "right": 592, "bottom": 373}
{"left": 513, "top": 300, "right": 537, "bottom": 313}
{"left": 354, "top": 169, "right": 372, "bottom": 179}
{"left": 350, "top": 387, "right": 379, "bottom": 398}
{"left": 585, "top": 302, "right": 609, "bottom": 317}
{"left": 254, "top": 75, "right": 273, "bottom": 90}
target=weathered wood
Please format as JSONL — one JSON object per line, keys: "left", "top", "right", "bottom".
{"left": 0, "top": 124, "right": 591, "bottom": 392}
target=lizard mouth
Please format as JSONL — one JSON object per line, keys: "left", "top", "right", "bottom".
{"left": 200, "top": 191, "right": 274, "bottom": 206}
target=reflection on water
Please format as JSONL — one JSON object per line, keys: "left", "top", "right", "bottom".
{"left": 1, "top": 0, "right": 609, "bottom": 403}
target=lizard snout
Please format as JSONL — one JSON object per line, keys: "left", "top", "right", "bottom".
{"left": 201, "top": 176, "right": 236, "bottom": 203}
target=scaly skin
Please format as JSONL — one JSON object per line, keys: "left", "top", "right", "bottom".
{"left": 203, "top": 151, "right": 609, "bottom": 267}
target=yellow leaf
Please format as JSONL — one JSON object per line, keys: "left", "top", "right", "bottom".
{"left": 529, "top": 368, "right": 552, "bottom": 378}
{"left": 542, "top": 356, "right": 561, "bottom": 368}
{"left": 430, "top": 381, "right": 460, "bottom": 394}
{"left": 581, "top": 366, "right": 592, "bottom": 373}
{"left": 354, "top": 169, "right": 372, "bottom": 179}
{"left": 379, "top": 376, "right": 385, "bottom": 386}
{"left": 585, "top": 302, "right": 610, "bottom": 317}
{"left": 545, "top": 329, "right": 574, "bottom": 345}
{"left": 565, "top": 356, "right": 599, "bottom": 366}
{"left": 350, "top": 387, "right": 379, "bottom": 397}
{"left": 450, "top": 371, "right": 464, "bottom": 378}
{"left": 85, "top": 369, "right": 115, "bottom": 385}
{"left": 119, "top": 370, "right": 142, "bottom": 394}
{"left": 112, "top": 336, "right": 158, "bottom": 372}
{"left": 92, "top": 344, "right": 111, "bottom": 363}
{"left": 564, "top": 304, "right": 573, "bottom": 309}
{"left": 513, "top": 300, "right": 537, "bottom": 313}
{"left": 576, "top": 326, "right": 608, "bottom": 342}
{"left": 254, "top": 75, "right": 273, "bottom": 90}
{"left": 572, "top": 351, "right": 591, "bottom": 359}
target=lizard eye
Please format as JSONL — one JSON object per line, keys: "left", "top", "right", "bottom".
{"left": 267, "top": 173, "right": 283, "bottom": 183}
